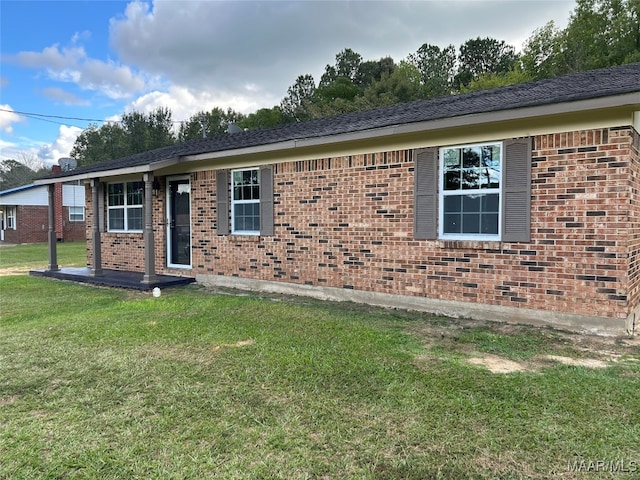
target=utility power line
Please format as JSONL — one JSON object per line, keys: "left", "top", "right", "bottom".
{"left": 0, "top": 107, "right": 187, "bottom": 127}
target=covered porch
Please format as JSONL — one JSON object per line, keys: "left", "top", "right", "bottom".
{"left": 34, "top": 165, "right": 191, "bottom": 290}
{"left": 30, "top": 267, "right": 194, "bottom": 291}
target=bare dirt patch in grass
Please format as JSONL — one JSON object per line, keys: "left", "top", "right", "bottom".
{"left": 0, "top": 266, "right": 31, "bottom": 276}
{"left": 467, "top": 355, "right": 529, "bottom": 373}
{"left": 467, "top": 353, "right": 611, "bottom": 374}
{"left": 543, "top": 354, "right": 609, "bottom": 369}
{"left": 407, "top": 316, "right": 639, "bottom": 374}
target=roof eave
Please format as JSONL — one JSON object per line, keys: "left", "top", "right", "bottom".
{"left": 33, "top": 90, "right": 640, "bottom": 184}
{"left": 181, "top": 92, "right": 640, "bottom": 163}
{"left": 33, "top": 156, "right": 181, "bottom": 185}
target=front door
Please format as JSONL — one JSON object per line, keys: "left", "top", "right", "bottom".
{"left": 167, "top": 177, "right": 191, "bottom": 268}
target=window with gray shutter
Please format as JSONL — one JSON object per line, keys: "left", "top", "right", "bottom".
{"left": 414, "top": 147, "right": 438, "bottom": 240}
{"left": 502, "top": 138, "right": 532, "bottom": 243}
{"left": 216, "top": 169, "right": 229, "bottom": 235}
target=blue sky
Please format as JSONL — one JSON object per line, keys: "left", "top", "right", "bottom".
{"left": 1, "top": 0, "right": 576, "bottom": 167}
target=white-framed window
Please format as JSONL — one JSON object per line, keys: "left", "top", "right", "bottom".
{"left": 439, "top": 142, "right": 502, "bottom": 240}
{"left": 69, "top": 206, "right": 85, "bottom": 222}
{"left": 6, "top": 206, "right": 16, "bottom": 230}
{"left": 107, "top": 181, "right": 143, "bottom": 232}
{"left": 231, "top": 168, "right": 260, "bottom": 235}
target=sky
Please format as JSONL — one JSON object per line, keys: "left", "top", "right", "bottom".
{"left": 0, "top": 0, "right": 576, "bottom": 167}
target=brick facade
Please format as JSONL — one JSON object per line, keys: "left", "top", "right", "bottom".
{"left": 3, "top": 205, "right": 85, "bottom": 244}
{"left": 86, "top": 126, "right": 639, "bottom": 325}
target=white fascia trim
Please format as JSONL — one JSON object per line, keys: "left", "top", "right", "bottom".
{"left": 34, "top": 157, "right": 181, "bottom": 185}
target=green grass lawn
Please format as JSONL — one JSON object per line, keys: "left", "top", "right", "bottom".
{"left": 0, "top": 241, "right": 86, "bottom": 272}
{"left": 1, "top": 246, "right": 639, "bottom": 479}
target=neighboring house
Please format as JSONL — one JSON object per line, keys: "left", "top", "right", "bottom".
{"left": 36, "top": 63, "right": 640, "bottom": 335}
{"left": 0, "top": 179, "right": 85, "bottom": 243}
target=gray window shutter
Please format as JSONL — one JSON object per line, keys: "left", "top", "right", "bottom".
{"left": 502, "top": 137, "right": 532, "bottom": 243}
{"left": 414, "top": 147, "right": 438, "bottom": 240}
{"left": 260, "top": 165, "right": 274, "bottom": 236}
{"left": 216, "top": 169, "right": 229, "bottom": 235}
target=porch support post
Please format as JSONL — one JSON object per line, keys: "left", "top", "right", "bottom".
{"left": 142, "top": 172, "right": 157, "bottom": 284}
{"left": 90, "top": 179, "right": 103, "bottom": 276}
{"left": 46, "top": 183, "right": 59, "bottom": 272}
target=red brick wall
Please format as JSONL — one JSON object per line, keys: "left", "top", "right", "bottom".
{"left": 86, "top": 126, "right": 637, "bottom": 321}
{"left": 3, "top": 205, "right": 87, "bottom": 244}
{"left": 4, "top": 206, "right": 48, "bottom": 243}
{"left": 61, "top": 207, "right": 87, "bottom": 242}
{"left": 626, "top": 128, "right": 640, "bottom": 313}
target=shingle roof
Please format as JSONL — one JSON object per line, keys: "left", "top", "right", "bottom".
{"left": 43, "top": 62, "right": 640, "bottom": 180}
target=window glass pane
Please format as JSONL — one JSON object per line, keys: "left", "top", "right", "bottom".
{"left": 69, "top": 206, "right": 84, "bottom": 222}
{"left": 462, "top": 147, "right": 481, "bottom": 168}
{"left": 232, "top": 171, "right": 243, "bottom": 200}
{"left": 480, "top": 145, "right": 501, "bottom": 188}
{"left": 6, "top": 207, "right": 15, "bottom": 228}
{"left": 444, "top": 170, "right": 460, "bottom": 190}
{"left": 462, "top": 213, "right": 480, "bottom": 234}
{"left": 127, "top": 207, "right": 143, "bottom": 230}
{"left": 482, "top": 193, "right": 500, "bottom": 212}
{"left": 443, "top": 148, "right": 460, "bottom": 168}
{"left": 444, "top": 213, "right": 461, "bottom": 234}
{"left": 108, "top": 183, "right": 124, "bottom": 206}
{"left": 249, "top": 203, "right": 260, "bottom": 231}
{"left": 461, "top": 169, "right": 480, "bottom": 189}
{"left": 462, "top": 195, "right": 480, "bottom": 212}
{"left": 233, "top": 169, "right": 260, "bottom": 201}
{"left": 444, "top": 196, "right": 461, "bottom": 213}
{"left": 481, "top": 214, "right": 499, "bottom": 234}
{"left": 127, "top": 182, "right": 144, "bottom": 206}
{"left": 234, "top": 202, "right": 260, "bottom": 232}
{"left": 109, "top": 208, "right": 124, "bottom": 230}
{"left": 233, "top": 204, "right": 244, "bottom": 231}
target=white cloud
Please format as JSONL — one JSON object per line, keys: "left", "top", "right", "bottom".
{"left": 122, "top": 84, "right": 279, "bottom": 121}
{"left": 0, "top": 105, "right": 24, "bottom": 134}
{"left": 36, "top": 125, "right": 84, "bottom": 165}
{"left": 110, "top": 0, "right": 575, "bottom": 109}
{"left": 13, "top": 43, "right": 147, "bottom": 100}
{"left": 0, "top": 122, "right": 82, "bottom": 166}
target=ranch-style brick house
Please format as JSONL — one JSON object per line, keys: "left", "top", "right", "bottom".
{"left": 35, "top": 63, "right": 640, "bottom": 335}
{"left": 0, "top": 173, "right": 85, "bottom": 244}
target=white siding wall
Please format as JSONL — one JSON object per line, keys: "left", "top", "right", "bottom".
{"left": 0, "top": 186, "right": 48, "bottom": 206}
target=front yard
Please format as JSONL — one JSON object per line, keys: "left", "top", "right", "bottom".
{"left": 0, "top": 244, "right": 639, "bottom": 479}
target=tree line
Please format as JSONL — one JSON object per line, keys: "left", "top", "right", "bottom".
{"left": 3, "top": 0, "right": 639, "bottom": 181}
